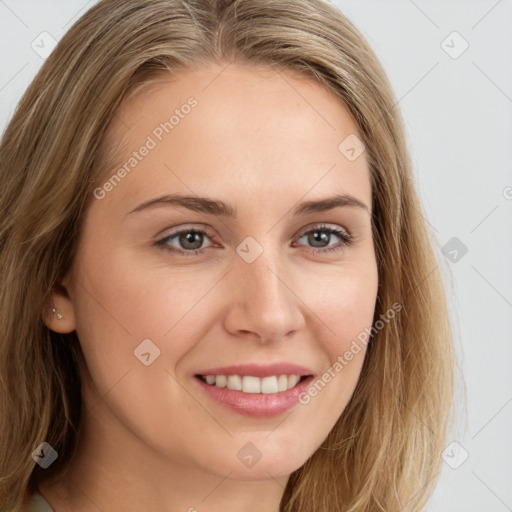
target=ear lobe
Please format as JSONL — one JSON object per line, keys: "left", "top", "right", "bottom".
{"left": 43, "top": 281, "right": 76, "bottom": 334}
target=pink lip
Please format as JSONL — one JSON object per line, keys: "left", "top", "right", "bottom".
{"left": 194, "top": 374, "right": 314, "bottom": 417}
{"left": 194, "top": 362, "right": 313, "bottom": 378}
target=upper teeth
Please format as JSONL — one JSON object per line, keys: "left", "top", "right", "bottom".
{"left": 202, "top": 374, "right": 302, "bottom": 394}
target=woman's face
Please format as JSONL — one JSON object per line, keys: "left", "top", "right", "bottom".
{"left": 53, "top": 63, "right": 378, "bottom": 482}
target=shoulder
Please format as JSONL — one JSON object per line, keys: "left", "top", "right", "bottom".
{"left": 23, "top": 492, "right": 54, "bottom": 512}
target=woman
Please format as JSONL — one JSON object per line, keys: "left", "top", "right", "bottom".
{"left": 0, "top": 0, "right": 454, "bottom": 510}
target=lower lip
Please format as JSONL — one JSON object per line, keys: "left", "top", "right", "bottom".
{"left": 194, "top": 375, "right": 314, "bottom": 417}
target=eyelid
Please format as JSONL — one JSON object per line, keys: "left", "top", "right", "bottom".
{"left": 154, "top": 224, "right": 218, "bottom": 252}
{"left": 154, "top": 222, "right": 353, "bottom": 256}
{"left": 293, "top": 222, "right": 351, "bottom": 239}
{"left": 292, "top": 223, "right": 353, "bottom": 252}
{"left": 156, "top": 223, "right": 215, "bottom": 239}
{"left": 156, "top": 222, "right": 351, "bottom": 242}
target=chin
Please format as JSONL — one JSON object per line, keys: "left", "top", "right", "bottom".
{"left": 211, "top": 442, "right": 311, "bottom": 481}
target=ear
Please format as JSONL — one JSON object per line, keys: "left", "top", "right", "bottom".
{"left": 43, "top": 276, "right": 76, "bottom": 334}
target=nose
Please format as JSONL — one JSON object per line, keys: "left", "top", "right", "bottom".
{"left": 223, "top": 244, "right": 306, "bottom": 344}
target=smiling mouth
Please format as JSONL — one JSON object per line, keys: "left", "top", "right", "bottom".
{"left": 195, "top": 374, "right": 311, "bottom": 394}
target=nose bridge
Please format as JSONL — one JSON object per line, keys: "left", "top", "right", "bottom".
{"left": 225, "top": 238, "right": 304, "bottom": 341}
{"left": 240, "top": 246, "right": 285, "bottom": 304}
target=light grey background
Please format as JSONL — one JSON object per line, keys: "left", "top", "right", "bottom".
{"left": 1, "top": 1, "right": 511, "bottom": 510}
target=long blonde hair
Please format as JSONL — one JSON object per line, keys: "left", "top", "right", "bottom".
{"left": 0, "top": 0, "right": 454, "bottom": 510}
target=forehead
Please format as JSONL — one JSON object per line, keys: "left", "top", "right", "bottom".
{"left": 98, "top": 63, "right": 371, "bottom": 212}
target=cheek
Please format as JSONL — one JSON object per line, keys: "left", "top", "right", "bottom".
{"left": 73, "top": 240, "right": 211, "bottom": 345}
{"left": 69, "top": 242, "right": 234, "bottom": 431}
{"left": 313, "top": 260, "right": 378, "bottom": 353}
{"left": 68, "top": 248, "right": 209, "bottom": 454}
{"left": 300, "top": 260, "right": 378, "bottom": 410}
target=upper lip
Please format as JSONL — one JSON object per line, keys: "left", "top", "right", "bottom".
{"left": 195, "top": 363, "right": 314, "bottom": 378}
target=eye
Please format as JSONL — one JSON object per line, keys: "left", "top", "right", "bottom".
{"left": 155, "top": 227, "right": 215, "bottom": 257}
{"left": 294, "top": 224, "right": 353, "bottom": 254}
{"left": 154, "top": 224, "right": 352, "bottom": 257}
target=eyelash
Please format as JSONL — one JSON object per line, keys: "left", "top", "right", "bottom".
{"left": 155, "top": 224, "right": 353, "bottom": 257}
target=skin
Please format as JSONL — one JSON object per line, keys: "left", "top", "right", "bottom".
{"left": 41, "top": 62, "right": 378, "bottom": 512}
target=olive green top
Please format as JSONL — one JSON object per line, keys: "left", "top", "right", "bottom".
{"left": 24, "top": 492, "right": 54, "bottom": 512}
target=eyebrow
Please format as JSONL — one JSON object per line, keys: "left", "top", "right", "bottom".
{"left": 127, "top": 193, "right": 370, "bottom": 217}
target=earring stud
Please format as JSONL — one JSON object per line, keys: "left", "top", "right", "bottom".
{"left": 51, "top": 307, "right": 63, "bottom": 320}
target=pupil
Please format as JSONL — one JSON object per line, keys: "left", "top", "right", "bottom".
{"left": 310, "top": 231, "right": 329, "bottom": 247}
{"left": 181, "top": 232, "right": 202, "bottom": 250}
